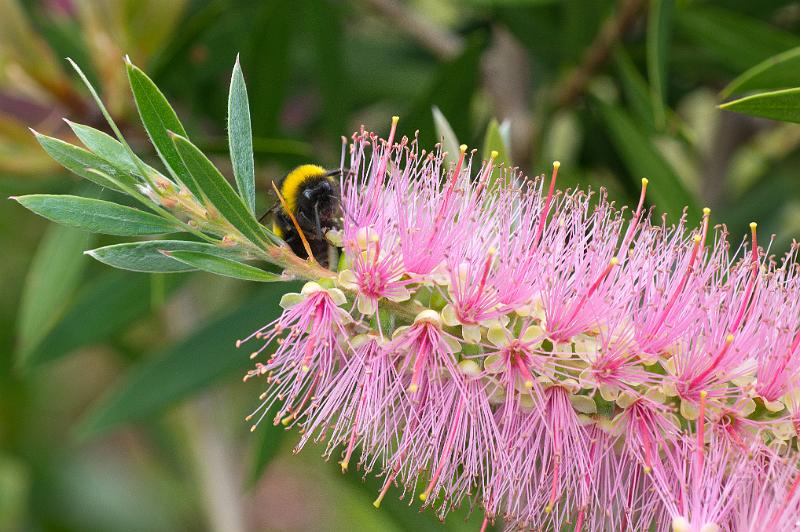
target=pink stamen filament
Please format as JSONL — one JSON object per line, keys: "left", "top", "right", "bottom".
{"left": 762, "top": 330, "right": 800, "bottom": 398}
{"left": 562, "top": 258, "right": 619, "bottom": 329}
{"left": 693, "top": 391, "right": 708, "bottom": 512}
{"left": 547, "top": 428, "right": 562, "bottom": 513}
{"left": 533, "top": 162, "right": 560, "bottom": 250}
{"left": 420, "top": 400, "right": 464, "bottom": 502}
{"left": 341, "top": 370, "right": 371, "bottom": 472}
{"left": 619, "top": 178, "right": 649, "bottom": 256}
{"left": 649, "top": 234, "right": 702, "bottom": 339}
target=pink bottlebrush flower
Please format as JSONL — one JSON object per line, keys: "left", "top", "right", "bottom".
{"left": 732, "top": 451, "right": 800, "bottom": 531}
{"left": 240, "top": 282, "right": 351, "bottom": 429}
{"left": 241, "top": 119, "right": 800, "bottom": 530}
{"left": 296, "top": 335, "right": 408, "bottom": 474}
{"left": 538, "top": 190, "right": 626, "bottom": 343}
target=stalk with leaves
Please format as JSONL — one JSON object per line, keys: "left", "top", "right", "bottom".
{"left": 13, "top": 57, "right": 800, "bottom": 531}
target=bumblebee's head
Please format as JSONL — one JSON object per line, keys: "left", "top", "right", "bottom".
{"left": 278, "top": 164, "right": 341, "bottom": 231}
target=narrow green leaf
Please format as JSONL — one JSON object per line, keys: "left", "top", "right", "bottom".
{"left": 482, "top": 118, "right": 512, "bottom": 168}
{"left": 65, "top": 120, "right": 155, "bottom": 179}
{"left": 78, "top": 283, "right": 299, "bottom": 436}
{"left": 646, "top": 0, "right": 673, "bottom": 129}
{"left": 16, "top": 222, "right": 93, "bottom": 360}
{"left": 227, "top": 56, "right": 256, "bottom": 214}
{"left": 32, "top": 131, "right": 136, "bottom": 192}
{"left": 432, "top": 106, "right": 460, "bottom": 164}
{"left": 14, "top": 195, "right": 177, "bottom": 236}
{"left": 306, "top": 0, "right": 347, "bottom": 138}
{"left": 613, "top": 48, "right": 656, "bottom": 131}
{"left": 248, "top": 421, "right": 287, "bottom": 486}
{"left": 720, "top": 87, "right": 800, "bottom": 123}
{"left": 722, "top": 46, "right": 800, "bottom": 97}
{"left": 405, "top": 32, "right": 487, "bottom": 148}
{"left": 22, "top": 272, "right": 184, "bottom": 369}
{"left": 594, "top": 100, "right": 696, "bottom": 216}
{"left": 675, "top": 6, "right": 800, "bottom": 73}
{"left": 247, "top": 1, "right": 293, "bottom": 136}
{"left": 163, "top": 250, "right": 279, "bottom": 282}
{"left": 126, "top": 60, "right": 200, "bottom": 197}
{"left": 170, "top": 132, "right": 275, "bottom": 246}
{"left": 87, "top": 240, "right": 250, "bottom": 273}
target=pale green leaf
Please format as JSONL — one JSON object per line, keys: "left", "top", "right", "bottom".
{"left": 16, "top": 223, "right": 93, "bottom": 359}
{"left": 227, "top": 55, "right": 256, "bottom": 214}
{"left": 163, "top": 250, "right": 279, "bottom": 282}
{"left": 432, "top": 106, "right": 460, "bottom": 164}
{"left": 126, "top": 60, "right": 200, "bottom": 197}
{"left": 32, "top": 131, "right": 136, "bottom": 192}
{"left": 170, "top": 132, "right": 276, "bottom": 246}
{"left": 87, "top": 240, "right": 250, "bottom": 273}
{"left": 14, "top": 195, "right": 177, "bottom": 236}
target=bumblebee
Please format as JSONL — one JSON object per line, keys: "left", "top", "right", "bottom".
{"left": 264, "top": 164, "right": 342, "bottom": 267}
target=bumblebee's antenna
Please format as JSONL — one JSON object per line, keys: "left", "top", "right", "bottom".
{"left": 270, "top": 181, "right": 317, "bottom": 263}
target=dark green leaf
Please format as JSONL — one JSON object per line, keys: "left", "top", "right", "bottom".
{"left": 594, "top": 100, "right": 697, "bottom": 217}
{"left": 405, "top": 32, "right": 487, "bottom": 147}
{"left": 87, "top": 240, "right": 250, "bottom": 273}
{"left": 22, "top": 272, "right": 184, "bottom": 369}
{"left": 720, "top": 87, "right": 800, "bottom": 123}
{"left": 722, "top": 46, "right": 800, "bottom": 97}
{"left": 305, "top": 0, "right": 347, "bottom": 138}
{"left": 163, "top": 250, "right": 279, "bottom": 282}
{"left": 227, "top": 56, "right": 256, "bottom": 214}
{"left": 16, "top": 221, "right": 93, "bottom": 360}
{"left": 647, "top": 0, "right": 673, "bottom": 129}
{"left": 126, "top": 60, "right": 200, "bottom": 197}
{"left": 246, "top": 1, "right": 293, "bottom": 136}
{"left": 14, "top": 195, "right": 177, "bottom": 236}
{"left": 675, "top": 6, "right": 800, "bottom": 73}
{"left": 32, "top": 131, "right": 136, "bottom": 192}
{"left": 248, "top": 420, "right": 287, "bottom": 486}
{"left": 78, "top": 283, "right": 299, "bottom": 436}
{"left": 170, "top": 132, "right": 276, "bottom": 246}
{"left": 613, "top": 48, "right": 656, "bottom": 131}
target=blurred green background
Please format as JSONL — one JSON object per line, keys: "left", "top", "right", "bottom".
{"left": 2, "top": 0, "right": 800, "bottom": 530}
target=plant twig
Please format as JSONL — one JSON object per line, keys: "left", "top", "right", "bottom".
{"left": 552, "top": 0, "right": 647, "bottom": 109}
{"left": 360, "top": 0, "right": 464, "bottom": 60}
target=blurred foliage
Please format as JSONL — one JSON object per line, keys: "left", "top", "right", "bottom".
{"left": 3, "top": 0, "right": 800, "bottom": 530}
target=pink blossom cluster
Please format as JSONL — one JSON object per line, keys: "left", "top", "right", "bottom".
{"left": 241, "top": 119, "right": 800, "bottom": 531}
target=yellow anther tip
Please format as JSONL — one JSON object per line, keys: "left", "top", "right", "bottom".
{"left": 750, "top": 222, "right": 757, "bottom": 230}
{"left": 544, "top": 504, "right": 553, "bottom": 514}
{"left": 459, "top": 144, "right": 467, "bottom": 153}
{"left": 700, "top": 390, "right": 708, "bottom": 399}
{"left": 419, "top": 493, "right": 428, "bottom": 502}
{"left": 641, "top": 178, "right": 649, "bottom": 186}
{"left": 408, "top": 384, "right": 419, "bottom": 393}
{"left": 339, "top": 461, "right": 348, "bottom": 473}
{"left": 490, "top": 150, "right": 499, "bottom": 159}
{"left": 524, "top": 380, "right": 534, "bottom": 389}
{"left": 726, "top": 334, "right": 735, "bottom": 344}
{"left": 372, "top": 499, "right": 382, "bottom": 509}
{"left": 302, "top": 365, "right": 310, "bottom": 373}
{"left": 610, "top": 257, "right": 620, "bottom": 266}
{"left": 703, "top": 207, "right": 711, "bottom": 215}
{"left": 693, "top": 235, "right": 702, "bottom": 243}
{"left": 391, "top": 115, "right": 399, "bottom": 124}
{"left": 644, "top": 466, "right": 652, "bottom": 474}
{"left": 553, "top": 161, "right": 561, "bottom": 169}
{"left": 488, "top": 246, "right": 497, "bottom": 256}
